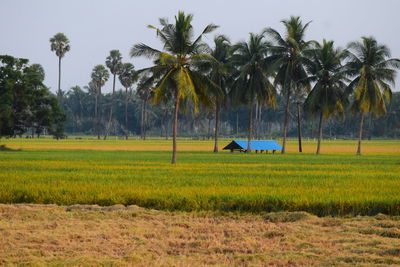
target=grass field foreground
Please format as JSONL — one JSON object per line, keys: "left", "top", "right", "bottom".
{"left": 1, "top": 139, "right": 399, "bottom": 216}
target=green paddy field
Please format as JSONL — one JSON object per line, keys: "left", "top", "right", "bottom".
{"left": 1, "top": 139, "right": 399, "bottom": 216}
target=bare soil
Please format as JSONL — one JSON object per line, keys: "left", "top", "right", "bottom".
{"left": 1, "top": 204, "right": 400, "bottom": 266}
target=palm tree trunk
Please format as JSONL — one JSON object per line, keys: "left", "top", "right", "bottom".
{"left": 254, "top": 102, "right": 258, "bottom": 139}
{"left": 282, "top": 91, "right": 291, "bottom": 154}
{"left": 213, "top": 101, "right": 220, "bottom": 153}
{"left": 125, "top": 87, "right": 128, "bottom": 140}
{"left": 356, "top": 113, "right": 365, "bottom": 155}
{"left": 208, "top": 117, "right": 211, "bottom": 140}
{"left": 96, "top": 87, "right": 101, "bottom": 140}
{"left": 164, "top": 106, "right": 168, "bottom": 140}
{"left": 236, "top": 112, "right": 239, "bottom": 136}
{"left": 104, "top": 74, "right": 116, "bottom": 140}
{"left": 316, "top": 111, "right": 323, "bottom": 155}
{"left": 58, "top": 56, "right": 61, "bottom": 102}
{"left": 171, "top": 90, "right": 180, "bottom": 164}
{"left": 368, "top": 113, "right": 373, "bottom": 140}
{"left": 246, "top": 104, "right": 253, "bottom": 153}
{"left": 296, "top": 101, "right": 303, "bottom": 152}
{"left": 143, "top": 98, "right": 147, "bottom": 140}
{"left": 140, "top": 100, "right": 145, "bottom": 140}
{"left": 258, "top": 103, "right": 262, "bottom": 140}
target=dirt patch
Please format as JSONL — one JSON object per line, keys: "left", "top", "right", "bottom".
{"left": 1, "top": 204, "right": 400, "bottom": 266}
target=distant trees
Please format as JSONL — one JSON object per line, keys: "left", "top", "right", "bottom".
{"left": 91, "top": 65, "right": 109, "bottom": 139}
{"left": 130, "top": 11, "right": 218, "bottom": 164}
{"left": 50, "top": 33, "right": 70, "bottom": 101}
{"left": 346, "top": 37, "right": 400, "bottom": 155}
{"left": 0, "top": 55, "right": 65, "bottom": 138}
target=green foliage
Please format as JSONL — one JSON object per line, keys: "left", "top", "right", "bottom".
{"left": 91, "top": 65, "right": 109, "bottom": 89}
{"left": 304, "top": 40, "right": 347, "bottom": 118}
{"left": 0, "top": 55, "right": 65, "bottom": 138}
{"left": 346, "top": 37, "right": 400, "bottom": 116}
{"left": 50, "top": 33, "right": 70, "bottom": 58}
{"left": 105, "top": 50, "right": 123, "bottom": 76}
{"left": 130, "top": 11, "right": 218, "bottom": 112}
{"left": 119, "top": 63, "right": 136, "bottom": 89}
{"left": 231, "top": 32, "right": 275, "bottom": 107}
{"left": 266, "top": 16, "right": 313, "bottom": 94}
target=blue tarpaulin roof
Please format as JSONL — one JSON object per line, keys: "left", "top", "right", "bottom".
{"left": 223, "top": 140, "right": 282, "bottom": 151}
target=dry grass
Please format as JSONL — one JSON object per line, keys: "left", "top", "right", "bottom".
{"left": 1, "top": 204, "right": 400, "bottom": 266}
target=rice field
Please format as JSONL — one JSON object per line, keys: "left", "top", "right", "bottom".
{"left": 0, "top": 138, "right": 399, "bottom": 216}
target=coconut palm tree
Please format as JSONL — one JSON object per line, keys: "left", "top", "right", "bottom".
{"left": 230, "top": 32, "right": 276, "bottom": 153}
{"left": 130, "top": 11, "right": 218, "bottom": 164}
{"left": 119, "top": 63, "right": 137, "bottom": 139}
{"left": 200, "top": 35, "right": 232, "bottom": 152}
{"left": 91, "top": 65, "right": 110, "bottom": 139}
{"left": 304, "top": 40, "right": 348, "bottom": 154}
{"left": 265, "top": 16, "right": 313, "bottom": 153}
{"left": 50, "top": 33, "right": 70, "bottom": 101}
{"left": 104, "top": 50, "right": 123, "bottom": 139}
{"left": 346, "top": 37, "right": 400, "bottom": 155}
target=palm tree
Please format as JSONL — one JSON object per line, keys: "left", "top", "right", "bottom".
{"left": 346, "top": 37, "right": 400, "bottom": 155}
{"left": 265, "top": 16, "right": 313, "bottom": 153}
{"left": 119, "top": 63, "right": 137, "bottom": 139}
{"left": 91, "top": 65, "right": 110, "bottom": 139}
{"left": 104, "top": 50, "right": 123, "bottom": 139}
{"left": 304, "top": 40, "right": 348, "bottom": 154}
{"left": 130, "top": 11, "right": 218, "bottom": 164}
{"left": 50, "top": 33, "right": 70, "bottom": 101}
{"left": 203, "top": 35, "right": 232, "bottom": 152}
{"left": 231, "top": 32, "right": 276, "bottom": 153}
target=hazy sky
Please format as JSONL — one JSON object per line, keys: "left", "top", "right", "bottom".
{"left": 1, "top": 0, "right": 400, "bottom": 93}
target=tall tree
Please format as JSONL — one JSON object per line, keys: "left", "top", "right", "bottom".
{"left": 266, "top": 16, "right": 312, "bottom": 153}
{"left": 202, "top": 35, "right": 232, "bottom": 152}
{"left": 104, "top": 50, "right": 123, "bottom": 139}
{"left": 304, "top": 40, "right": 347, "bottom": 154}
{"left": 346, "top": 37, "right": 400, "bottom": 155}
{"left": 231, "top": 33, "right": 276, "bottom": 153}
{"left": 50, "top": 33, "right": 70, "bottom": 101}
{"left": 130, "top": 11, "right": 218, "bottom": 164}
{"left": 119, "top": 63, "right": 136, "bottom": 140}
{"left": 91, "top": 65, "right": 110, "bottom": 140}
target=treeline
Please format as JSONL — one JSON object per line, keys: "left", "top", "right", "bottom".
{"left": 60, "top": 85, "right": 400, "bottom": 140}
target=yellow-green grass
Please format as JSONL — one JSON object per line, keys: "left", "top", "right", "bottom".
{"left": 2, "top": 138, "right": 399, "bottom": 154}
{"left": 0, "top": 139, "right": 399, "bottom": 215}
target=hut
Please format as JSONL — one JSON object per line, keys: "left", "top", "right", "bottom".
{"left": 223, "top": 140, "right": 282, "bottom": 154}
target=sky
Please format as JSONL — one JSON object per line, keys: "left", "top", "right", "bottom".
{"left": 1, "top": 0, "right": 400, "bottom": 93}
